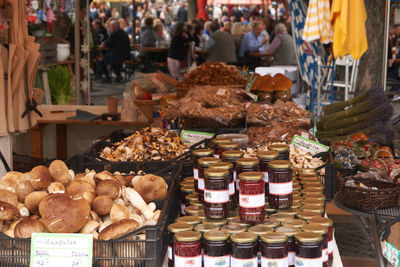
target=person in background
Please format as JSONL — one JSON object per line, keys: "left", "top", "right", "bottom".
{"left": 92, "top": 19, "right": 108, "bottom": 44}
{"left": 212, "top": 4, "right": 222, "bottom": 21}
{"left": 230, "top": 15, "right": 236, "bottom": 23}
{"left": 177, "top": 2, "right": 188, "bottom": 22}
{"left": 205, "top": 21, "right": 237, "bottom": 64}
{"left": 186, "top": 24, "right": 195, "bottom": 41}
{"left": 119, "top": 18, "right": 132, "bottom": 34}
{"left": 241, "top": 12, "right": 250, "bottom": 25}
{"left": 154, "top": 23, "right": 168, "bottom": 46}
{"left": 111, "top": 8, "right": 120, "bottom": 19}
{"left": 89, "top": 2, "right": 98, "bottom": 20}
{"left": 266, "top": 23, "right": 297, "bottom": 66}
{"left": 168, "top": 22, "right": 189, "bottom": 79}
{"left": 140, "top": 16, "right": 157, "bottom": 47}
{"left": 193, "top": 24, "right": 204, "bottom": 48}
{"left": 239, "top": 21, "right": 268, "bottom": 69}
{"left": 98, "top": 1, "right": 111, "bottom": 23}
{"left": 202, "top": 21, "right": 212, "bottom": 42}
{"left": 222, "top": 21, "right": 231, "bottom": 33}
{"left": 231, "top": 22, "right": 243, "bottom": 63}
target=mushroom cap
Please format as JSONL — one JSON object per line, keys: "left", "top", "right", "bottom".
{"left": 66, "top": 180, "right": 95, "bottom": 198}
{"left": 74, "top": 173, "right": 96, "bottom": 187}
{"left": 96, "top": 180, "right": 121, "bottom": 200}
{"left": 47, "top": 182, "right": 65, "bottom": 194}
{"left": 133, "top": 174, "right": 168, "bottom": 203}
{"left": 14, "top": 218, "right": 47, "bottom": 238}
{"left": 39, "top": 193, "right": 90, "bottom": 233}
{"left": 0, "top": 201, "right": 20, "bottom": 221}
{"left": 94, "top": 171, "right": 115, "bottom": 183}
{"left": 0, "top": 171, "right": 23, "bottom": 190}
{"left": 80, "top": 220, "right": 100, "bottom": 234}
{"left": 0, "top": 189, "right": 18, "bottom": 207}
{"left": 98, "top": 219, "right": 139, "bottom": 240}
{"left": 110, "top": 204, "right": 130, "bottom": 223}
{"left": 15, "top": 180, "right": 35, "bottom": 203}
{"left": 24, "top": 191, "right": 48, "bottom": 215}
{"left": 92, "top": 195, "right": 113, "bottom": 215}
{"left": 29, "top": 166, "right": 52, "bottom": 190}
{"left": 49, "top": 160, "right": 72, "bottom": 186}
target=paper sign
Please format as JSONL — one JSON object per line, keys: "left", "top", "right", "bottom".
{"left": 382, "top": 240, "right": 400, "bottom": 267}
{"left": 30, "top": 233, "right": 93, "bottom": 267}
{"left": 181, "top": 130, "right": 214, "bottom": 146}
{"left": 291, "top": 135, "right": 329, "bottom": 155}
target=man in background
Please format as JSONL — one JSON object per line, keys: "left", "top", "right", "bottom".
{"left": 239, "top": 21, "right": 268, "bottom": 69}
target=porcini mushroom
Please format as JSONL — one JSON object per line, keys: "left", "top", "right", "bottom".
{"left": 98, "top": 219, "right": 139, "bottom": 240}
{"left": 133, "top": 174, "right": 167, "bottom": 203}
{"left": 29, "top": 166, "right": 52, "bottom": 190}
{"left": 48, "top": 160, "right": 72, "bottom": 186}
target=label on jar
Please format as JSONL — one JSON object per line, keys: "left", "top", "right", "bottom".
{"left": 328, "top": 240, "right": 333, "bottom": 254}
{"left": 239, "top": 193, "right": 265, "bottom": 208}
{"left": 174, "top": 255, "right": 202, "bottom": 267}
{"left": 198, "top": 178, "right": 205, "bottom": 190}
{"left": 168, "top": 246, "right": 172, "bottom": 260}
{"left": 288, "top": 251, "right": 295, "bottom": 265}
{"left": 261, "top": 256, "right": 288, "bottom": 267}
{"left": 181, "top": 203, "right": 186, "bottom": 215}
{"left": 214, "top": 153, "right": 220, "bottom": 159}
{"left": 294, "top": 256, "right": 323, "bottom": 267}
{"left": 203, "top": 255, "right": 230, "bottom": 267}
{"left": 229, "top": 182, "right": 235, "bottom": 195}
{"left": 204, "top": 189, "right": 229, "bottom": 203}
{"left": 322, "top": 248, "right": 328, "bottom": 262}
{"left": 193, "top": 168, "right": 199, "bottom": 179}
{"left": 262, "top": 171, "right": 268, "bottom": 183}
{"left": 231, "top": 257, "right": 258, "bottom": 267}
{"left": 233, "top": 171, "right": 237, "bottom": 180}
{"left": 269, "top": 181, "right": 293, "bottom": 195}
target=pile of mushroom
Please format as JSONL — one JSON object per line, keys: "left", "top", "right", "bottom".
{"left": 0, "top": 160, "right": 168, "bottom": 240}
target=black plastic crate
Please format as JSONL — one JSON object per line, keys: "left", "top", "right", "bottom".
{"left": 12, "top": 153, "right": 53, "bottom": 173}
{"left": 0, "top": 163, "right": 182, "bottom": 267}
{"left": 315, "top": 151, "right": 336, "bottom": 201}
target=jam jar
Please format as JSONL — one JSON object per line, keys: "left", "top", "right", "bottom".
{"left": 198, "top": 157, "right": 221, "bottom": 202}
{"left": 269, "top": 213, "right": 294, "bottom": 224}
{"left": 228, "top": 216, "right": 251, "bottom": 229}
{"left": 176, "top": 215, "right": 202, "bottom": 226}
{"left": 190, "top": 200, "right": 204, "bottom": 207}
{"left": 180, "top": 186, "right": 194, "bottom": 216}
{"left": 185, "top": 194, "right": 198, "bottom": 205}
{"left": 301, "top": 204, "right": 325, "bottom": 215}
{"left": 192, "top": 149, "right": 214, "bottom": 193}
{"left": 260, "top": 232, "right": 289, "bottom": 267}
{"left": 210, "top": 138, "right": 232, "bottom": 158}
{"left": 309, "top": 217, "right": 334, "bottom": 267}
{"left": 184, "top": 206, "right": 205, "bottom": 219}
{"left": 257, "top": 151, "right": 279, "bottom": 197}
{"left": 268, "top": 160, "right": 293, "bottom": 209}
{"left": 295, "top": 232, "right": 323, "bottom": 267}
{"left": 230, "top": 232, "right": 259, "bottom": 266}
{"left": 203, "top": 230, "right": 230, "bottom": 267}
{"left": 209, "top": 162, "right": 236, "bottom": 210}
{"left": 248, "top": 225, "right": 274, "bottom": 265}
{"left": 203, "top": 218, "right": 228, "bottom": 228}
{"left": 180, "top": 180, "right": 194, "bottom": 188}
{"left": 297, "top": 211, "right": 321, "bottom": 222}
{"left": 167, "top": 222, "right": 193, "bottom": 267}
{"left": 174, "top": 231, "right": 202, "bottom": 267}
{"left": 283, "top": 219, "right": 306, "bottom": 230}
{"left": 221, "top": 224, "right": 247, "bottom": 235}
{"left": 238, "top": 172, "right": 265, "bottom": 224}
{"left": 302, "top": 187, "right": 324, "bottom": 194}
{"left": 236, "top": 158, "right": 260, "bottom": 175}
{"left": 267, "top": 144, "right": 290, "bottom": 160}
{"left": 203, "top": 169, "right": 230, "bottom": 219}
{"left": 183, "top": 177, "right": 195, "bottom": 183}
{"left": 218, "top": 142, "right": 240, "bottom": 159}
{"left": 303, "top": 224, "right": 329, "bottom": 267}
{"left": 261, "top": 218, "right": 280, "bottom": 229}
{"left": 275, "top": 226, "right": 300, "bottom": 267}
{"left": 222, "top": 150, "right": 244, "bottom": 179}
{"left": 194, "top": 223, "right": 220, "bottom": 234}
{"left": 298, "top": 168, "right": 318, "bottom": 176}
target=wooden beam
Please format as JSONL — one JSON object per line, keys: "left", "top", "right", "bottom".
{"left": 0, "top": 135, "right": 12, "bottom": 176}
{"left": 30, "top": 125, "right": 43, "bottom": 159}
{"left": 56, "top": 124, "right": 67, "bottom": 159}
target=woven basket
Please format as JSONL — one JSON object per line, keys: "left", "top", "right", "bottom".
{"left": 337, "top": 172, "right": 400, "bottom": 211}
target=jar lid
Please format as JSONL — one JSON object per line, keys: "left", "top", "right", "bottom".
{"left": 185, "top": 194, "right": 198, "bottom": 202}
{"left": 276, "top": 208, "right": 298, "bottom": 216}
{"left": 180, "top": 186, "right": 194, "bottom": 193}
{"left": 211, "top": 138, "right": 232, "bottom": 145}
{"left": 301, "top": 204, "right": 324, "bottom": 214}
{"left": 203, "top": 230, "right": 229, "bottom": 241}
{"left": 268, "top": 144, "right": 289, "bottom": 152}
{"left": 192, "top": 148, "right": 214, "bottom": 156}
{"left": 222, "top": 150, "right": 244, "bottom": 158}
{"left": 302, "top": 193, "right": 326, "bottom": 201}
{"left": 189, "top": 200, "right": 204, "bottom": 207}
{"left": 282, "top": 219, "right": 306, "bottom": 229}
{"left": 183, "top": 177, "right": 195, "bottom": 182}
{"left": 261, "top": 232, "right": 288, "bottom": 243}
{"left": 228, "top": 216, "right": 251, "bottom": 228}
{"left": 194, "top": 223, "right": 220, "bottom": 233}
{"left": 198, "top": 157, "right": 221, "bottom": 166}
{"left": 236, "top": 157, "right": 260, "bottom": 167}
{"left": 209, "top": 162, "right": 234, "bottom": 170}
{"left": 175, "top": 230, "right": 202, "bottom": 242}
{"left": 297, "top": 211, "right": 321, "bottom": 221}
{"left": 291, "top": 203, "right": 301, "bottom": 209}
{"left": 248, "top": 225, "right": 274, "bottom": 236}
{"left": 275, "top": 226, "right": 300, "bottom": 237}
{"left": 221, "top": 224, "right": 246, "bottom": 234}
{"left": 238, "top": 171, "right": 263, "bottom": 181}
{"left": 298, "top": 175, "right": 320, "bottom": 182}
{"left": 264, "top": 205, "right": 276, "bottom": 214}
{"left": 261, "top": 218, "right": 280, "bottom": 228}
{"left": 309, "top": 217, "right": 333, "bottom": 227}
{"left": 176, "top": 216, "right": 202, "bottom": 225}
{"left": 268, "top": 160, "right": 292, "bottom": 169}
{"left": 168, "top": 222, "right": 193, "bottom": 233}
{"left": 302, "top": 188, "right": 324, "bottom": 194}
{"left": 302, "top": 181, "right": 322, "bottom": 187}
{"left": 257, "top": 151, "right": 279, "bottom": 160}
{"left": 293, "top": 184, "right": 302, "bottom": 192}
{"left": 295, "top": 232, "right": 323, "bottom": 243}
{"left": 298, "top": 168, "right": 318, "bottom": 175}
{"left": 184, "top": 206, "right": 205, "bottom": 217}
{"left": 301, "top": 199, "right": 325, "bottom": 207}
{"left": 230, "top": 232, "right": 258, "bottom": 243}
{"left": 203, "top": 218, "right": 228, "bottom": 227}
{"left": 218, "top": 142, "right": 239, "bottom": 149}
{"left": 270, "top": 213, "right": 294, "bottom": 222}
{"left": 303, "top": 224, "right": 328, "bottom": 234}
{"left": 303, "top": 184, "right": 325, "bottom": 190}
{"left": 293, "top": 179, "right": 300, "bottom": 186}
{"left": 204, "top": 168, "right": 229, "bottom": 178}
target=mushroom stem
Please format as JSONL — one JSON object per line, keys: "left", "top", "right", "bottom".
{"left": 123, "top": 187, "right": 154, "bottom": 220}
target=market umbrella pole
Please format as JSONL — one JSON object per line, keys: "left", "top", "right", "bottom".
{"left": 382, "top": 0, "right": 390, "bottom": 91}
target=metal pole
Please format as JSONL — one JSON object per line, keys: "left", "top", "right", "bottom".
{"left": 132, "top": 0, "right": 137, "bottom": 44}
{"left": 383, "top": 0, "right": 390, "bottom": 91}
{"left": 86, "top": 0, "right": 91, "bottom": 104}
{"left": 74, "top": 0, "right": 81, "bottom": 104}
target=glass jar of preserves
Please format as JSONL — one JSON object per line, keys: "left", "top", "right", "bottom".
{"left": 221, "top": 224, "right": 247, "bottom": 235}
{"left": 183, "top": 177, "right": 195, "bottom": 183}
{"left": 298, "top": 175, "right": 320, "bottom": 183}
{"left": 260, "top": 232, "right": 289, "bottom": 267}
{"left": 204, "top": 169, "right": 230, "bottom": 219}
{"left": 309, "top": 217, "right": 334, "bottom": 266}
{"left": 210, "top": 138, "right": 232, "bottom": 158}
{"left": 180, "top": 180, "right": 194, "bottom": 188}
{"left": 302, "top": 187, "right": 324, "bottom": 194}
{"left": 268, "top": 144, "right": 290, "bottom": 160}
{"left": 301, "top": 204, "right": 325, "bottom": 215}
{"left": 303, "top": 224, "right": 329, "bottom": 267}
{"left": 276, "top": 208, "right": 299, "bottom": 217}
{"left": 192, "top": 149, "right": 214, "bottom": 192}
{"left": 185, "top": 193, "right": 198, "bottom": 204}
{"left": 228, "top": 216, "right": 251, "bottom": 228}
{"left": 302, "top": 192, "right": 326, "bottom": 201}
{"left": 222, "top": 150, "right": 244, "bottom": 178}
{"left": 295, "top": 232, "right": 323, "bottom": 267}
{"left": 302, "top": 181, "right": 323, "bottom": 188}
{"left": 184, "top": 205, "right": 205, "bottom": 219}
{"left": 248, "top": 224, "right": 274, "bottom": 265}
{"left": 257, "top": 151, "right": 279, "bottom": 197}
{"left": 194, "top": 223, "right": 220, "bottom": 234}
{"left": 276, "top": 226, "right": 300, "bottom": 267}
{"left": 231, "top": 232, "right": 259, "bottom": 266}
{"left": 282, "top": 219, "right": 306, "bottom": 229}
{"left": 302, "top": 199, "right": 325, "bottom": 207}
{"left": 209, "top": 162, "right": 237, "bottom": 210}
{"left": 174, "top": 231, "right": 202, "bottom": 267}
{"left": 297, "top": 211, "right": 321, "bottom": 221}
{"left": 298, "top": 168, "right": 318, "bottom": 177}
{"left": 268, "top": 160, "right": 293, "bottom": 209}
{"left": 236, "top": 158, "right": 260, "bottom": 175}
{"left": 203, "top": 230, "right": 230, "bottom": 267}
{"left": 218, "top": 142, "right": 240, "bottom": 159}
{"left": 167, "top": 223, "right": 193, "bottom": 267}
{"left": 261, "top": 218, "right": 280, "bottom": 229}
{"left": 176, "top": 215, "right": 202, "bottom": 226}
{"left": 203, "top": 218, "right": 228, "bottom": 228}
{"left": 189, "top": 200, "right": 204, "bottom": 207}
{"left": 270, "top": 213, "right": 294, "bottom": 224}
{"left": 180, "top": 185, "right": 195, "bottom": 216}
{"left": 238, "top": 172, "right": 265, "bottom": 224}
{"left": 198, "top": 157, "right": 222, "bottom": 202}
{"left": 264, "top": 204, "right": 276, "bottom": 216}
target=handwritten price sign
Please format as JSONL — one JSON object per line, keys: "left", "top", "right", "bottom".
{"left": 30, "top": 233, "right": 92, "bottom": 267}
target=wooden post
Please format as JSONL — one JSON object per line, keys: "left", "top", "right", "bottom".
{"left": 0, "top": 135, "right": 12, "bottom": 177}
{"left": 74, "top": 0, "right": 81, "bottom": 104}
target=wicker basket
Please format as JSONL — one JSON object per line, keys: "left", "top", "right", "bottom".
{"left": 337, "top": 172, "right": 400, "bottom": 211}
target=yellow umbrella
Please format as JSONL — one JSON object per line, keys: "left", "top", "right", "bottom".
{"left": 302, "top": 0, "right": 333, "bottom": 44}
{"left": 330, "top": 0, "right": 368, "bottom": 60}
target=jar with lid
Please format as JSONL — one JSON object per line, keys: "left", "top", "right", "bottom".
{"left": 268, "top": 160, "right": 293, "bottom": 209}
{"left": 276, "top": 207, "right": 299, "bottom": 217}
{"left": 184, "top": 206, "right": 205, "bottom": 219}
{"left": 209, "top": 162, "right": 237, "bottom": 210}
{"left": 189, "top": 199, "right": 204, "bottom": 207}
{"left": 302, "top": 181, "right": 323, "bottom": 188}
{"left": 261, "top": 218, "right": 280, "bottom": 229}
{"left": 298, "top": 175, "right": 320, "bottom": 183}
{"left": 180, "top": 180, "right": 194, "bottom": 188}
{"left": 275, "top": 226, "right": 300, "bottom": 267}
{"left": 264, "top": 205, "right": 276, "bottom": 216}
{"left": 257, "top": 151, "right": 279, "bottom": 197}
{"left": 248, "top": 225, "right": 274, "bottom": 265}
{"left": 203, "top": 230, "right": 230, "bottom": 267}
{"left": 302, "top": 187, "right": 324, "bottom": 194}
{"left": 176, "top": 215, "right": 202, "bottom": 226}
{"left": 218, "top": 142, "right": 240, "bottom": 159}
{"left": 297, "top": 211, "right": 321, "bottom": 221}
{"left": 198, "top": 157, "right": 221, "bottom": 202}
{"left": 268, "top": 144, "right": 290, "bottom": 160}
{"left": 302, "top": 199, "right": 325, "bottom": 208}
{"left": 194, "top": 223, "right": 220, "bottom": 234}
{"left": 302, "top": 192, "right": 326, "bottom": 201}
{"left": 192, "top": 149, "right": 214, "bottom": 192}
{"left": 295, "top": 232, "right": 323, "bottom": 267}
{"left": 167, "top": 223, "right": 193, "bottom": 267}
{"left": 221, "top": 224, "right": 247, "bottom": 235}
{"left": 174, "top": 231, "right": 202, "bottom": 267}
{"left": 203, "top": 218, "right": 228, "bottom": 228}
{"left": 183, "top": 177, "right": 195, "bottom": 183}
{"left": 270, "top": 212, "right": 294, "bottom": 224}
{"left": 260, "top": 232, "right": 289, "bottom": 267}
{"left": 282, "top": 219, "right": 306, "bottom": 230}
{"left": 180, "top": 185, "right": 195, "bottom": 216}
{"left": 309, "top": 217, "right": 334, "bottom": 267}
{"left": 203, "top": 169, "right": 230, "bottom": 219}
{"left": 238, "top": 172, "right": 265, "bottom": 224}
{"left": 228, "top": 216, "right": 251, "bottom": 229}
{"left": 222, "top": 150, "right": 244, "bottom": 180}
{"left": 298, "top": 168, "right": 318, "bottom": 177}
{"left": 301, "top": 204, "right": 325, "bottom": 215}
{"left": 230, "top": 232, "right": 259, "bottom": 266}
{"left": 185, "top": 194, "right": 198, "bottom": 205}
{"left": 303, "top": 224, "right": 329, "bottom": 267}
{"left": 236, "top": 158, "right": 260, "bottom": 175}
{"left": 210, "top": 138, "right": 232, "bottom": 158}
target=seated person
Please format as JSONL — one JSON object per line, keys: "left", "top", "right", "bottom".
{"left": 140, "top": 16, "right": 157, "bottom": 47}
{"left": 239, "top": 22, "right": 268, "bottom": 69}
{"left": 205, "top": 21, "right": 237, "bottom": 64}
{"left": 266, "top": 23, "right": 297, "bottom": 66}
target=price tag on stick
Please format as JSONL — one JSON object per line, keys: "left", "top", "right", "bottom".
{"left": 291, "top": 135, "right": 329, "bottom": 155}
{"left": 30, "top": 233, "right": 93, "bottom": 267}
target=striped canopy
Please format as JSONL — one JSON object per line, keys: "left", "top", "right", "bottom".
{"left": 302, "top": 0, "right": 333, "bottom": 43}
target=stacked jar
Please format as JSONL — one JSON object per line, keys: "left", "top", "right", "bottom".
{"left": 238, "top": 172, "right": 265, "bottom": 224}
{"left": 268, "top": 160, "right": 293, "bottom": 209}
{"left": 236, "top": 157, "right": 260, "bottom": 197}
{"left": 218, "top": 142, "right": 240, "bottom": 159}
{"left": 174, "top": 231, "right": 202, "bottom": 267}
{"left": 203, "top": 230, "right": 230, "bottom": 266}
{"left": 303, "top": 224, "right": 329, "bottom": 267}
{"left": 197, "top": 157, "right": 221, "bottom": 202}
{"left": 268, "top": 144, "right": 290, "bottom": 160}
{"left": 276, "top": 226, "right": 300, "bottom": 267}
{"left": 230, "top": 232, "right": 259, "bottom": 266}
{"left": 257, "top": 151, "right": 279, "bottom": 197}
{"left": 167, "top": 223, "right": 193, "bottom": 267}
{"left": 294, "top": 232, "right": 324, "bottom": 267}
{"left": 260, "top": 232, "right": 289, "bottom": 267}
{"left": 309, "top": 217, "right": 334, "bottom": 267}
{"left": 192, "top": 149, "right": 214, "bottom": 195}
{"left": 210, "top": 138, "right": 232, "bottom": 158}
{"left": 203, "top": 169, "right": 230, "bottom": 219}
{"left": 209, "top": 162, "right": 236, "bottom": 210}
{"left": 180, "top": 182, "right": 195, "bottom": 216}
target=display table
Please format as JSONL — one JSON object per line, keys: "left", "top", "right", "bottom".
{"left": 30, "top": 105, "right": 150, "bottom": 159}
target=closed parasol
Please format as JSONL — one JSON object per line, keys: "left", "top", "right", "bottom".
{"left": 302, "top": 0, "right": 333, "bottom": 44}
